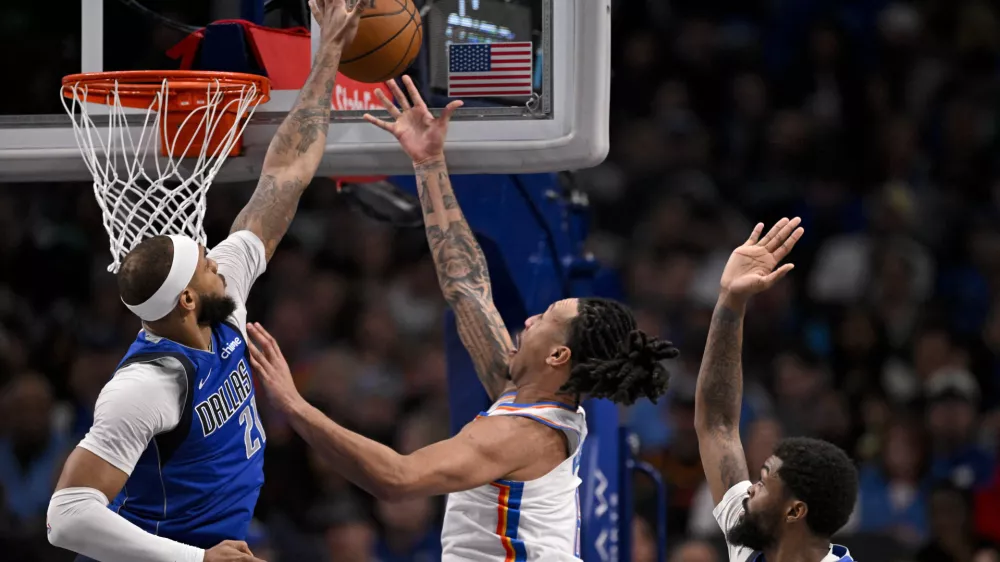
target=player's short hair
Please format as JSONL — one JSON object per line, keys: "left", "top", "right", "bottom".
{"left": 560, "top": 297, "right": 677, "bottom": 405}
{"left": 774, "top": 437, "right": 858, "bottom": 537}
{"left": 118, "top": 236, "right": 175, "bottom": 306}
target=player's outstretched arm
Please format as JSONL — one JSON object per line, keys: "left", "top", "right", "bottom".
{"left": 695, "top": 217, "right": 803, "bottom": 505}
{"left": 364, "top": 77, "right": 513, "bottom": 400}
{"left": 230, "top": 0, "right": 363, "bottom": 261}
{"left": 248, "top": 322, "right": 538, "bottom": 499}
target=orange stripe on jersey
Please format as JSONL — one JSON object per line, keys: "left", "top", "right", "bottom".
{"left": 491, "top": 482, "right": 516, "bottom": 561}
{"left": 493, "top": 404, "right": 571, "bottom": 412}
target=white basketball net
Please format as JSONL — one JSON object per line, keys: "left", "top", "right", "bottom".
{"left": 61, "top": 78, "right": 264, "bottom": 273}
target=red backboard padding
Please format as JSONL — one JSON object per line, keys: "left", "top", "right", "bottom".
{"left": 167, "top": 19, "right": 386, "bottom": 101}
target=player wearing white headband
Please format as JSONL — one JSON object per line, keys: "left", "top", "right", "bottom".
{"left": 45, "top": 1, "right": 365, "bottom": 561}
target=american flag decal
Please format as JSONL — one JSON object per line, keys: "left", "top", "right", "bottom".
{"left": 447, "top": 42, "right": 534, "bottom": 98}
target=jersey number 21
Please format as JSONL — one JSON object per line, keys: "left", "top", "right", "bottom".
{"left": 239, "top": 396, "right": 267, "bottom": 459}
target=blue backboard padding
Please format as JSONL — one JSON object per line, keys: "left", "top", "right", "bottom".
{"left": 241, "top": 0, "right": 265, "bottom": 25}
{"left": 195, "top": 23, "right": 265, "bottom": 75}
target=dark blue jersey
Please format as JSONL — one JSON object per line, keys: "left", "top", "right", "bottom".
{"left": 109, "top": 321, "right": 265, "bottom": 548}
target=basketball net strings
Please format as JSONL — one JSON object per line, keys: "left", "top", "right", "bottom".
{"left": 61, "top": 79, "right": 263, "bottom": 272}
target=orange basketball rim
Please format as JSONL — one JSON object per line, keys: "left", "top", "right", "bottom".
{"left": 61, "top": 70, "right": 271, "bottom": 158}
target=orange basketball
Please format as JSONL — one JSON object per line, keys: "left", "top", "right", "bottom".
{"left": 339, "top": 0, "right": 423, "bottom": 84}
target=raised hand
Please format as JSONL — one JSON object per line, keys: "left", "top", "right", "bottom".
{"left": 719, "top": 217, "right": 804, "bottom": 303}
{"left": 310, "top": 0, "right": 364, "bottom": 47}
{"left": 246, "top": 323, "right": 302, "bottom": 412}
{"left": 204, "top": 540, "right": 266, "bottom": 562}
{"left": 364, "top": 76, "right": 464, "bottom": 164}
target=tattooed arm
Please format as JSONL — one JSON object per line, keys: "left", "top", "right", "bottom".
{"left": 694, "top": 218, "right": 803, "bottom": 505}
{"left": 362, "top": 77, "right": 512, "bottom": 400}
{"left": 694, "top": 297, "right": 751, "bottom": 505}
{"left": 230, "top": 0, "right": 362, "bottom": 261}
{"left": 414, "top": 157, "right": 514, "bottom": 400}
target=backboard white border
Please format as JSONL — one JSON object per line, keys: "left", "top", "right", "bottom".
{"left": 0, "top": 0, "right": 609, "bottom": 181}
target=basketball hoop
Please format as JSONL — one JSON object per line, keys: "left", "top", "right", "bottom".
{"left": 60, "top": 70, "right": 271, "bottom": 273}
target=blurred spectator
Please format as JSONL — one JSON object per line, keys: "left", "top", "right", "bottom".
{"left": 0, "top": 374, "right": 67, "bottom": 527}
{"left": 373, "top": 497, "right": 442, "bottom": 562}
{"left": 637, "top": 374, "right": 704, "bottom": 533}
{"left": 924, "top": 369, "right": 995, "bottom": 490}
{"left": 976, "top": 453, "right": 1000, "bottom": 544}
{"left": 915, "top": 483, "right": 998, "bottom": 562}
{"left": 854, "top": 415, "right": 931, "bottom": 546}
{"left": 668, "top": 538, "right": 719, "bottom": 562}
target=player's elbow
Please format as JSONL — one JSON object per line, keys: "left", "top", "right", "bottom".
{"left": 46, "top": 487, "right": 107, "bottom": 551}
{"left": 369, "top": 459, "right": 428, "bottom": 502}
{"left": 694, "top": 418, "right": 737, "bottom": 443}
{"left": 694, "top": 403, "right": 738, "bottom": 435}
{"left": 46, "top": 496, "right": 75, "bottom": 550}
{"left": 372, "top": 481, "right": 409, "bottom": 502}
{"left": 372, "top": 473, "right": 416, "bottom": 502}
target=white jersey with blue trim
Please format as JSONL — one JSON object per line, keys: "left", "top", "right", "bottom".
{"left": 713, "top": 481, "right": 855, "bottom": 562}
{"left": 440, "top": 393, "right": 587, "bottom": 562}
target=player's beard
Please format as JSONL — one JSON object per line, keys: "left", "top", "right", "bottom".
{"left": 727, "top": 502, "right": 780, "bottom": 552}
{"left": 197, "top": 292, "right": 238, "bottom": 326}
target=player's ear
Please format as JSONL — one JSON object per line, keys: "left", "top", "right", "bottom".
{"left": 178, "top": 288, "right": 197, "bottom": 313}
{"left": 786, "top": 500, "right": 807, "bottom": 524}
{"left": 546, "top": 345, "right": 571, "bottom": 368}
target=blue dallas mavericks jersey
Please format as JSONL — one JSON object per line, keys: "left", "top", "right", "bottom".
{"left": 109, "top": 320, "right": 265, "bottom": 548}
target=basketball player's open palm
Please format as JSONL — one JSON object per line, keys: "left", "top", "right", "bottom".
{"left": 365, "top": 76, "right": 464, "bottom": 163}
{"left": 246, "top": 323, "right": 301, "bottom": 412}
{"left": 720, "top": 217, "right": 804, "bottom": 300}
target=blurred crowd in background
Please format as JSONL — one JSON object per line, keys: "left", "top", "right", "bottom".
{"left": 4, "top": 0, "right": 1000, "bottom": 561}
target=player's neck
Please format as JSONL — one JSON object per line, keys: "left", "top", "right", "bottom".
{"left": 766, "top": 535, "right": 831, "bottom": 562}
{"left": 513, "top": 380, "right": 577, "bottom": 407}
{"left": 144, "top": 321, "right": 213, "bottom": 352}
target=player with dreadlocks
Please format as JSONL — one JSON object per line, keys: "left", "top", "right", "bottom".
{"left": 244, "top": 77, "right": 678, "bottom": 561}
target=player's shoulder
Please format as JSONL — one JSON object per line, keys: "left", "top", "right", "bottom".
{"left": 467, "top": 413, "right": 538, "bottom": 438}
{"left": 117, "top": 350, "right": 190, "bottom": 375}
{"left": 470, "top": 412, "right": 567, "bottom": 451}
{"left": 207, "top": 230, "right": 265, "bottom": 259}
{"left": 105, "top": 355, "right": 190, "bottom": 399}
{"left": 488, "top": 399, "right": 586, "bottom": 430}
{"left": 714, "top": 480, "right": 751, "bottom": 514}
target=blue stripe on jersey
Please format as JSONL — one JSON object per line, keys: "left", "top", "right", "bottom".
{"left": 573, "top": 452, "right": 582, "bottom": 557}
{"left": 501, "top": 480, "right": 528, "bottom": 562}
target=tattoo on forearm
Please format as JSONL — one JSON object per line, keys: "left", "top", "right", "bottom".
{"left": 420, "top": 177, "right": 435, "bottom": 215}
{"left": 232, "top": 46, "right": 342, "bottom": 258}
{"left": 231, "top": 175, "right": 305, "bottom": 259}
{"left": 415, "top": 160, "right": 513, "bottom": 398}
{"left": 271, "top": 77, "right": 335, "bottom": 158}
{"left": 452, "top": 299, "right": 514, "bottom": 397}
{"left": 697, "top": 304, "right": 744, "bottom": 429}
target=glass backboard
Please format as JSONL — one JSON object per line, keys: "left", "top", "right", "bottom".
{"left": 0, "top": 0, "right": 609, "bottom": 182}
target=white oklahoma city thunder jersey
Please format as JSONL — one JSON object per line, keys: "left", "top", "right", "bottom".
{"left": 441, "top": 392, "right": 588, "bottom": 562}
